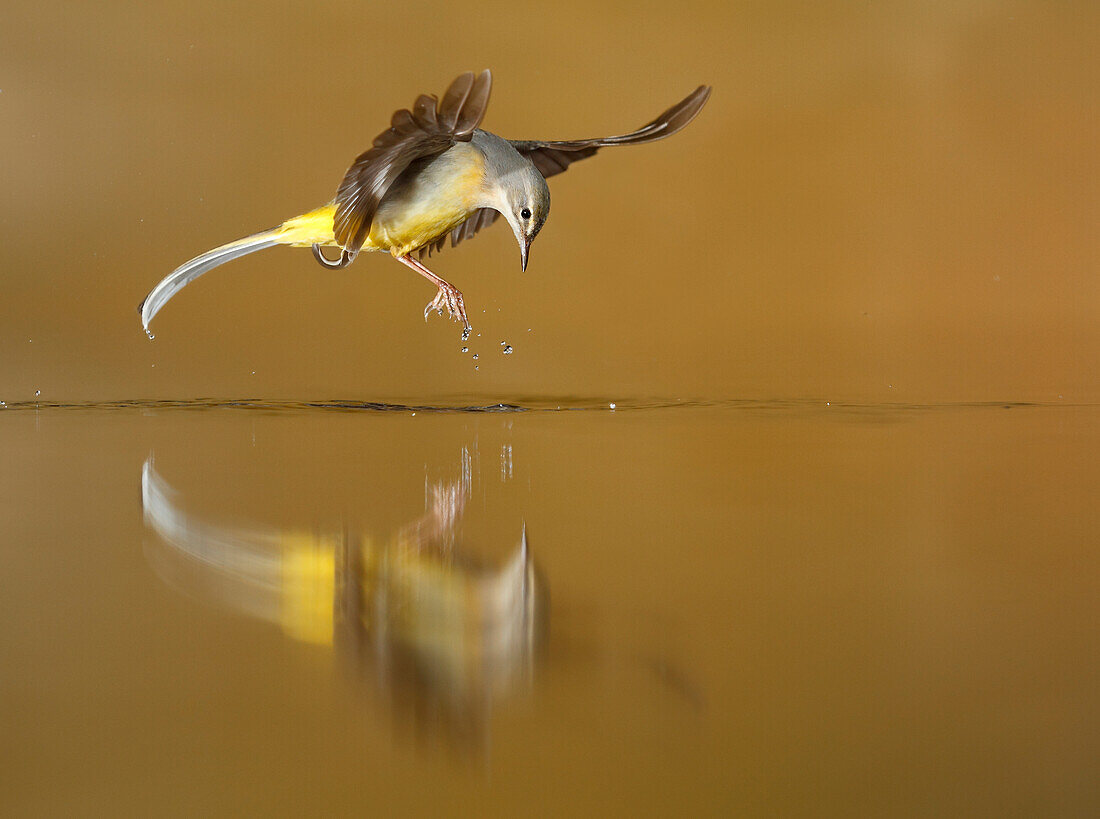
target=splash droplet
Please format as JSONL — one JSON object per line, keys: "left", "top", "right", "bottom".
{"left": 609, "top": 402, "right": 616, "bottom": 409}
{"left": 461, "top": 347, "right": 468, "bottom": 353}
{"left": 502, "top": 345, "right": 513, "bottom": 355}
{"left": 35, "top": 390, "right": 41, "bottom": 397}
{"left": 145, "top": 329, "right": 155, "bottom": 340}
{"left": 461, "top": 327, "right": 471, "bottom": 341}
{"left": 472, "top": 353, "right": 478, "bottom": 360}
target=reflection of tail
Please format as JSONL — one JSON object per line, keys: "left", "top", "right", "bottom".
{"left": 139, "top": 204, "right": 339, "bottom": 333}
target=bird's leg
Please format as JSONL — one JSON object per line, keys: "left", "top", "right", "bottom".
{"left": 395, "top": 254, "right": 470, "bottom": 330}
{"left": 312, "top": 244, "right": 357, "bottom": 269}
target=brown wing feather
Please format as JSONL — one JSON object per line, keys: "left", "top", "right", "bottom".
{"left": 451, "top": 207, "right": 501, "bottom": 247}
{"left": 333, "top": 70, "right": 493, "bottom": 253}
{"left": 511, "top": 85, "right": 711, "bottom": 179}
{"left": 420, "top": 83, "right": 711, "bottom": 260}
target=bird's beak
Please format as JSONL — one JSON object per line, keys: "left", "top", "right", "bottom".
{"left": 520, "top": 237, "right": 530, "bottom": 272}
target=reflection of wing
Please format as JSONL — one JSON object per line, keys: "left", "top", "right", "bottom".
{"left": 510, "top": 85, "right": 711, "bottom": 180}
{"left": 334, "top": 70, "right": 493, "bottom": 254}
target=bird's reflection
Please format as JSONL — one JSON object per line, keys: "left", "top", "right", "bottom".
{"left": 141, "top": 451, "right": 545, "bottom": 750}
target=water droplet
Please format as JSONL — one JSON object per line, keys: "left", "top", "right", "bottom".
{"left": 145, "top": 329, "right": 155, "bottom": 340}
{"left": 474, "top": 365, "right": 479, "bottom": 371}
{"left": 609, "top": 402, "right": 616, "bottom": 409}
{"left": 502, "top": 345, "right": 513, "bottom": 355}
{"left": 461, "top": 347, "right": 468, "bottom": 353}
{"left": 461, "top": 327, "right": 470, "bottom": 341}
{"left": 35, "top": 390, "right": 41, "bottom": 397}
{"left": 500, "top": 341, "right": 506, "bottom": 346}
{"left": 472, "top": 354, "right": 478, "bottom": 360}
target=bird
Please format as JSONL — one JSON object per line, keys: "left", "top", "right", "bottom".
{"left": 139, "top": 71, "right": 711, "bottom": 336}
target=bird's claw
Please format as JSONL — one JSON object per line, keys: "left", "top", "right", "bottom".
{"left": 423, "top": 284, "right": 469, "bottom": 330}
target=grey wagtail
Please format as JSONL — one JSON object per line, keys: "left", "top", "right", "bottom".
{"left": 140, "top": 71, "right": 711, "bottom": 334}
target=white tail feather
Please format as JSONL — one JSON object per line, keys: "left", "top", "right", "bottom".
{"left": 140, "top": 228, "right": 281, "bottom": 333}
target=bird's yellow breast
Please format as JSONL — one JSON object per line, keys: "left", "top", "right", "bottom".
{"left": 274, "top": 143, "right": 486, "bottom": 257}
{"left": 371, "top": 143, "right": 486, "bottom": 256}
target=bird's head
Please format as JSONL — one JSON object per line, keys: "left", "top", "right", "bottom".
{"left": 495, "top": 165, "right": 550, "bottom": 272}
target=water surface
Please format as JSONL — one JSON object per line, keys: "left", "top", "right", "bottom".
{"left": 3, "top": 402, "right": 1097, "bottom": 813}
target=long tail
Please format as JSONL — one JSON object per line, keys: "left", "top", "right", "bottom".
{"left": 139, "top": 204, "right": 340, "bottom": 335}
{"left": 139, "top": 228, "right": 282, "bottom": 333}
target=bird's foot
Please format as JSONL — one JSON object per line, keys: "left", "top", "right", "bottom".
{"left": 397, "top": 253, "right": 471, "bottom": 331}
{"left": 423, "top": 283, "right": 469, "bottom": 330}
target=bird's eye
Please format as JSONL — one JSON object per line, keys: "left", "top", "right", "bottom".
{"left": 520, "top": 208, "right": 532, "bottom": 220}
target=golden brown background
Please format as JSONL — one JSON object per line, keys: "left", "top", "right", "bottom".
{"left": 2, "top": 1, "right": 1098, "bottom": 815}
{"left": 2, "top": 1, "right": 1096, "bottom": 404}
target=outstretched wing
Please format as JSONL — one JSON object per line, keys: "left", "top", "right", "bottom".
{"left": 510, "top": 85, "right": 711, "bottom": 180}
{"left": 334, "top": 70, "right": 492, "bottom": 254}
{"left": 421, "top": 85, "right": 712, "bottom": 258}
